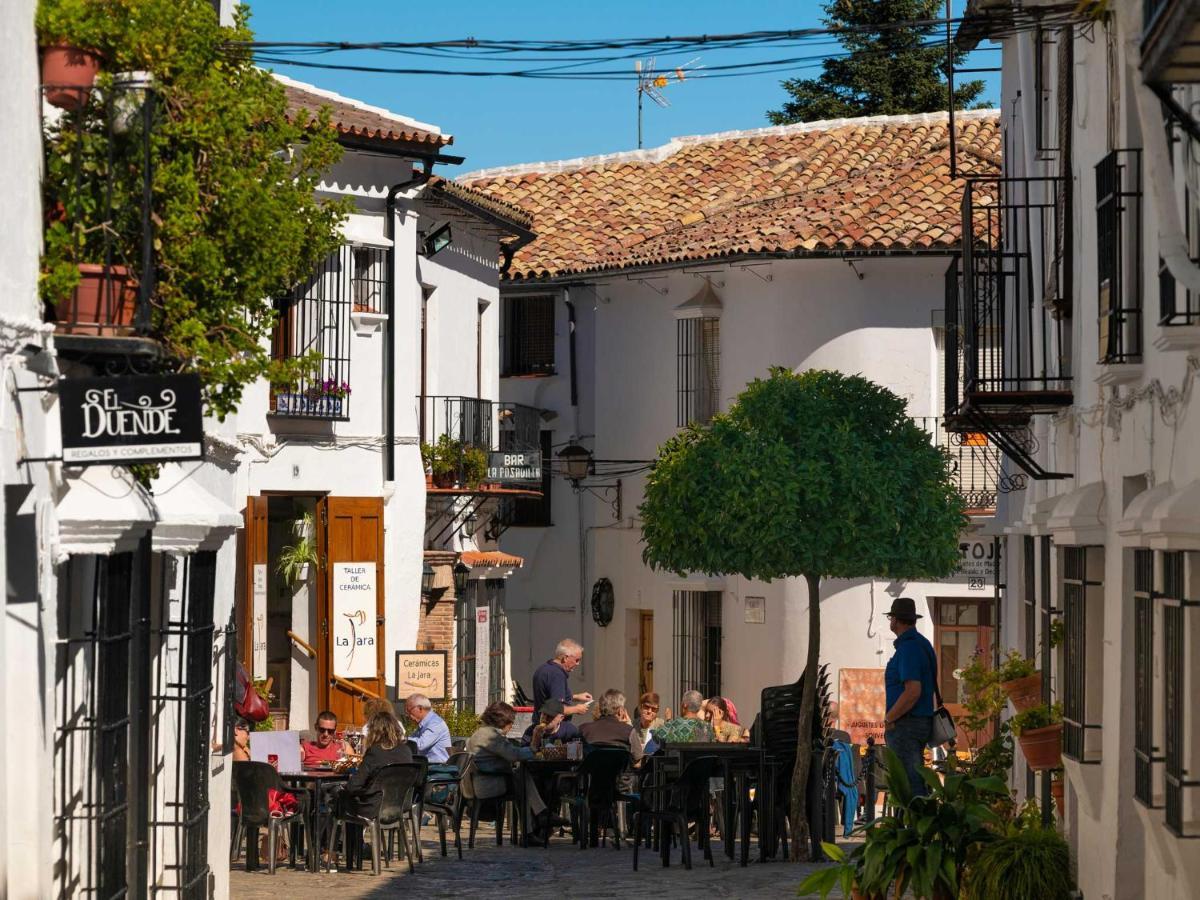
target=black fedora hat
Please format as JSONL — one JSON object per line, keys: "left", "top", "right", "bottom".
{"left": 884, "top": 597, "right": 923, "bottom": 620}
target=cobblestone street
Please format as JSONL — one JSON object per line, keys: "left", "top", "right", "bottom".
{"left": 229, "top": 822, "right": 831, "bottom": 899}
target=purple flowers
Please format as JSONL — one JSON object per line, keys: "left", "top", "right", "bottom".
{"left": 318, "top": 379, "right": 351, "bottom": 398}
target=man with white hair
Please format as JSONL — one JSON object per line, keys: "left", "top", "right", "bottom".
{"left": 405, "top": 693, "right": 451, "bottom": 763}
{"left": 579, "top": 689, "right": 643, "bottom": 761}
{"left": 532, "top": 638, "right": 593, "bottom": 719}
{"left": 652, "top": 689, "right": 714, "bottom": 745}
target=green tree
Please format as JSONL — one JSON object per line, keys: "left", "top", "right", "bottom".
{"left": 38, "top": 0, "right": 347, "bottom": 419}
{"left": 640, "top": 369, "right": 966, "bottom": 860}
{"left": 767, "top": 0, "right": 986, "bottom": 125}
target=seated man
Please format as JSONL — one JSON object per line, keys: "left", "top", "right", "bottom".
{"left": 652, "top": 690, "right": 714, "bottom": 745}
{"left": 579, "top": 689, "right": 642, "bottom": 762}
{"left": 405, "top": 693, "right": 452, "bottom": 763}
{"left": 300, "top": 710, "right": 349, "bottom": 767}
{"left": 522, "top": 699, "right": 580, "bottom": 747}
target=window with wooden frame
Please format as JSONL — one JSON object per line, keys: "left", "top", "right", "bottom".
{"left": 676, "top": 316, "right": 720, "bottom": 427}
{"left": 1161, "top": 551, "right": 1200, "bottom": 837}
{"left": 1133, "top": 548, "right": 1164, "bottom": 808}
{"left": 501, "top": 294, "right": 555, "bottom": 377}
{"left": 1061, "top": 545, "right": 1105, "bottom": 763}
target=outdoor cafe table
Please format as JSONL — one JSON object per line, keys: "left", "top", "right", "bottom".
{"left": 280, "top": 768, "right": 349, "bottom": 871}
{"left": 653, "top": 743, "right": 768, "bottom": 867}
{"left": 513, "top": 756, "right": 580, "bottom": 847}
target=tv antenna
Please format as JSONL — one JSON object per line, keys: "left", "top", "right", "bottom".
{"left": 635, "top": 57, "right": 702, "bottom": 149}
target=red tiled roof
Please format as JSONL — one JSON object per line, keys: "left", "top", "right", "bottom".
{"left": 424, "top": 175, "right": 534, "bottom": 233}
{"left": 459, "top": 550, "right": 524, "bottom": 569}
{"left": 278, "top": 76, "right": 452, "bottom": 149}
{"left": 461, "top": 111, "right": 1000, "bottom": 281}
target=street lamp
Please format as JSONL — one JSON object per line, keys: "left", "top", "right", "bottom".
{"left": 421, "top": 562, "right": 435, "bottom": 598}
{"left": 557, "top": 443, "right": 593, "bottom": 485}
{"left": 453, "top": 561, "right": 471, "bottom": 596}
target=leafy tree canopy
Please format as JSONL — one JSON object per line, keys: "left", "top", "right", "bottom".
{"left": 767, "top": 0, "right": 986, "bottom": 125}
{"left": 641, "top": 368, "right": 966, "bottom": 582}
{"left": 38, "top": 0, "right": 348, "bottom": 419}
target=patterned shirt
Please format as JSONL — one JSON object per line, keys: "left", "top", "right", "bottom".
{"left": 652, "top": 716, "right": 713, "bottom": 745}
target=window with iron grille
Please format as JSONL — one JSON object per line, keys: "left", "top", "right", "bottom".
{"left": 1095, "top": 149, "right": 1144, "bottom": 364}
{"left": 1023, "top": 534, "right": 1037, "bottom": 798}
{"left": 677, "top": 317, "right": 720, "bottom": 427}
{"left": 1133, "top": 548, "right": 1164, "bottom": 808}
{"left": 508, "top": 430, "right": 553, "bottom": 527}
{"left": 673, "top": 590, "right": 722, "bottom": 699}
{"left": 1034, "top": 26, "right": 1059, "bottom": 159}
{"left": 351, "top": 246, "right": 387, "bottom": 313}
{"left": 1159, "top": 168, "right": 1200, "bottom": 326}
{"left": 1062, "top": 546, "right": 1104, "bottom": 763}
{"left": 455, "top": 579, "right": 509, "bottom": 710}
{"left": 1161, "top": 551, "right": 1199, "bottom": 836}
{"left": 502, "top": 295, "right": 556, "bottom": 376}
{"left": 271, "top": 244, "right": 367, "bottom": 420}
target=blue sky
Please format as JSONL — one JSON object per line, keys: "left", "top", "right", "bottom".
{"left": 246, "top": 0, "right": 999, "bottom": 175}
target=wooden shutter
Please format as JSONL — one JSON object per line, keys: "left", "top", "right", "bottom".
{"left": 318, "top": 496, "right": 386, "bottom": 725}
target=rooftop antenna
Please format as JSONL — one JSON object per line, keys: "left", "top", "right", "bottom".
{"left": 635, "top": 57, "right": 702, "bottom": 149}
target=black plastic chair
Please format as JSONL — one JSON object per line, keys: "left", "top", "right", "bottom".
{"left": 460, "top": 757, "right": 518, "bottom": 848}
{"left": 231, "top": 761, "right": 311, "bottom": 875}
{"left": 631, "top": 755, "right": 721, "bottom": 870}
{"left": 563, "top": 748, "right": 631, "bottom": 849}
{"left": 327, "top": 763, "right": 423, "bottom": 875}
{"left": 423, "top": 750, "right": 469, "bottom": 858}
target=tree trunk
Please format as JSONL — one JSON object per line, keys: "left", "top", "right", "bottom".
{"left": 789, "top": 572, "right": 821, "bottom": 861}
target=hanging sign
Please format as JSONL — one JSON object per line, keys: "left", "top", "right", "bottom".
{"left": 252, "top": 563, "right": 268, "bottom": 679}
{"left": 474, "top": 605, "right": 490, "bottom": 713}
{"left": 58, "top": 373, "right": 204, "bottom": 465}
{"left": 395, "top": 651, "right": 448, "bottom": 701}
{"left": 487, "top": 450, "right": 542, "bottom": 485}
{"left": 332, "top": 562, "right": 377, "bottom": 679}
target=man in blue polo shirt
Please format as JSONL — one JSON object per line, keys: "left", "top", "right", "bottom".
{"left": 531, "top": 638, "right": 592, "bottom": 719}
{"left": 883, "top": 597, "right": 937, "bottom": 797}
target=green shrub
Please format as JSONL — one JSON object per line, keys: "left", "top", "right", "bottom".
{"left": 996, "top": 649, "right": 1038, "bottom": 682}
{"left": 1010, "top": 702, "right": 1063, "bottom": 737}
{"left": 965, "top": 827, "right": 1073, "bottom": 900}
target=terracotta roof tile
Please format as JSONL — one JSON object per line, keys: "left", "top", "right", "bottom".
{"left": 462, "top": 110, "right": 999, "bottom": 280}
{"left": 276, "top": 75, "right": 452, "bottom": 149}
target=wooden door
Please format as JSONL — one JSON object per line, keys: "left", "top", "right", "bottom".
{"left": 242, "top": 496, "right": 269, "bottom": 677}
{"left": 638, "top": 611, "right": 654, "bottom": 697}
{"left": 318, "top": 496, "right": 386, "bottom": 725}
{"left": 932, "top": 598, "right": 994, "bottom": 748}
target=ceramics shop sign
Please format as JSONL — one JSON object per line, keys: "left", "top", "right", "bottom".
{"left": 487, "top": 450, "right": 542, "bottom": 485}
{"left": 837, "top": 668, "right": 887, "bottom": 745}
{"left": 474, "top": 606, "right": 490, "bottom": 713}
{"left": 955, "top": 539, "right": 1000, "bottom": 590}
{"left": 332, "top": 562, "right": 377, "bottom": 679}
{"left": 395, "top": 651, "right": 448, "bottom": 701}
{"left": 59, "top": 374, "right": 203, "bottom": 465}
{"left": 252, "top": 564, "right": 268, "bottom": 679}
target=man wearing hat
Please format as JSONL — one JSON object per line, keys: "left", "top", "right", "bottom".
{"left": 883, "top": 597, "right": 937, "bottom": 797}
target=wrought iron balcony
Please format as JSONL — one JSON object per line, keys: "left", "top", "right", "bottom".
{"left": 1096, "top": 149, "right": 1144, "bottom": 365}
{"left": 915, "top": 417, "right": 1009, "bottom": 516}
{"left": 417, "top": 394, "right": 544, "bottom": 463}
{"left": 40, "top": 78, "right": 159, "bottom": 359}
{"left": 1142, "top": 0, "right": 1200, "bottom": 86}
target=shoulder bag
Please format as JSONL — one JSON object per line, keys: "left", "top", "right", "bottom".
{"left": 923, "top": 643, "right": 958, "bottom": 748}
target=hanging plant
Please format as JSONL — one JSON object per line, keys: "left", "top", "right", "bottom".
{"left": 277, "top": 513, "right": 318, "bottom": 586}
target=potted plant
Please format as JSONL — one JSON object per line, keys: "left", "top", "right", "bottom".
{"left": 277, "top": 513, "right": 318, "bottom": 585}
{"left": 964, "top": 822, "right": 1073, "bottom": 899}
{"left": 462, "top": 444, "right": 489, "bottom": 489}
{"left": 37, "top": 0, "right": 105, "bottom": 110}
{"left": 1049, "top": 767, "right": 1065, "bottom": 817}
{"left": 422, "top": 435, "right": 460, "bottom": 488}
{"left": 996, "top": 649, "right": 1042, "bottom": 713}
{"left": 1011, "top": 702, "right": 1063, "bottom": 771}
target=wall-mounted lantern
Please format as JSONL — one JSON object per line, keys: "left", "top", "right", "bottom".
{"left": 557, "top": 443, "right": 593, "bottom": 486}
{"left": 421, "top": 562, "right": 435, "bottom": 598}
{"left": 453, "top": 561, "right": 471, "bottom": 596}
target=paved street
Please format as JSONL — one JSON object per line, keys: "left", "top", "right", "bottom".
{"left": 229, "top": 821, "right": 834, "bottom": 899}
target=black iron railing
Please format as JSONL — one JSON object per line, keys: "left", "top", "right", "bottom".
{"left": 1096, "top": 149, "right": 1144, "bottom": 364}
{"left": 502, "top": 294, "right": 556, "bottom": 376}
{"left": 1159, "top": 183, "right": 1200, "bottom": 325}
{"left": 1161, "top": 551, "right": 1199, "bottom": 837}
{"left": 677, "top": 316, "right": 720, "bottom": 426}
{"left": 916, "top": 417, "right": 1004, "bottom": 513}
{"left": 418, "top": 395, "right": 542, "bottom": 456}
{"left": 1062, "top": 545, "right": 1103, "bottom": 764}
{"left": 954, "top": 177, "right": 1073, "bottom": 410}
{"left": 1133, "top": 548, "right": 1162, "bottom": 808}
{"left": 271, "top": 244, "right": 384, "bottom": 421}
{"left": 41, "top": 79, "right": 157, "bottom": 344}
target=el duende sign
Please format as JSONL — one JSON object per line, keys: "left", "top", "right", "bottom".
{"left": 59, "top": 374, "right": 203, "bottom": 465}
{"left": 332, "top": 562, "right": 377, "bottom": 679}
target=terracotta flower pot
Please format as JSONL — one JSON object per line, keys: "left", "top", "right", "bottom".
{"left": 41, "top": 45, "right": 102, "bottom": 110}
{"left": 1050, "top": 777, "right": 1065, "bottom": 816}
{"left": 1018, "top": 722, "right": 1063, "bottom": 771}
{"left": 432, "top": 470, "right": 456, "bottom": 489}
{"left": 425, "top": 471, "right": 434, "bottom": 489}
{"left": 1001, "top": 671, "right": 1043, "bottom": 712}
{"left": 52, "top": 264, "right": 138, "bottom": 336}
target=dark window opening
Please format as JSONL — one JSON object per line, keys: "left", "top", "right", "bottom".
{"left": 508, "top": 430, "right": 553, "bottom": 527}
{"left": 1062, "top": 545, "right": 1103, "bottom": 763}
{"left": 677, "top": 316, "right": 720, "bottom": 427}
{"left": 1134, "top": 548, "right": 1163, "bottom": 808}
{"left": 1162, "top": 551, "right": 1199, "bottom": 836}
{"left": 455, "top": 579, "right": 508, "bottom": 711}
{"left": 673, "top": 590, "right": 722, "bottom": 699}
{"left": 502, "top": 295, "right": 555, "bottom": 377}
{"left": 1095, "top": 149, "right": 1144, "bottom": 364}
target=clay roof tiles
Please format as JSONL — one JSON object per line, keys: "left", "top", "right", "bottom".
{"left": 461, "top": 110, "right": 1000, "bottom": 281}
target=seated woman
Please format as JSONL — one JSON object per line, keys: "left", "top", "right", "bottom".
{"left": 334, "top": 709, "right": 413, "bottom": 821}
{"left": 707, "top": 697, "right": 749, "bottom": 743}
{"left": 465, "top": 701, "right": 546, "bottom": 839}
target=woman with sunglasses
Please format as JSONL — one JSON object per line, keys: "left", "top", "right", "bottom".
{"left": 631, "top": 692, "right": 664, "bottom": 759}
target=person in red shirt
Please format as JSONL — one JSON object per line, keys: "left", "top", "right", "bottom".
{"left": 300, "top": 710, "right": 350, "bottom": 767}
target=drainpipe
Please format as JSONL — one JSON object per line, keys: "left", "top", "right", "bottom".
{"left": 384, "top": 159, "right": 433, "bottom": 483}
{"left": 563, "top": 288, "right": 586, "bottom": 665}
